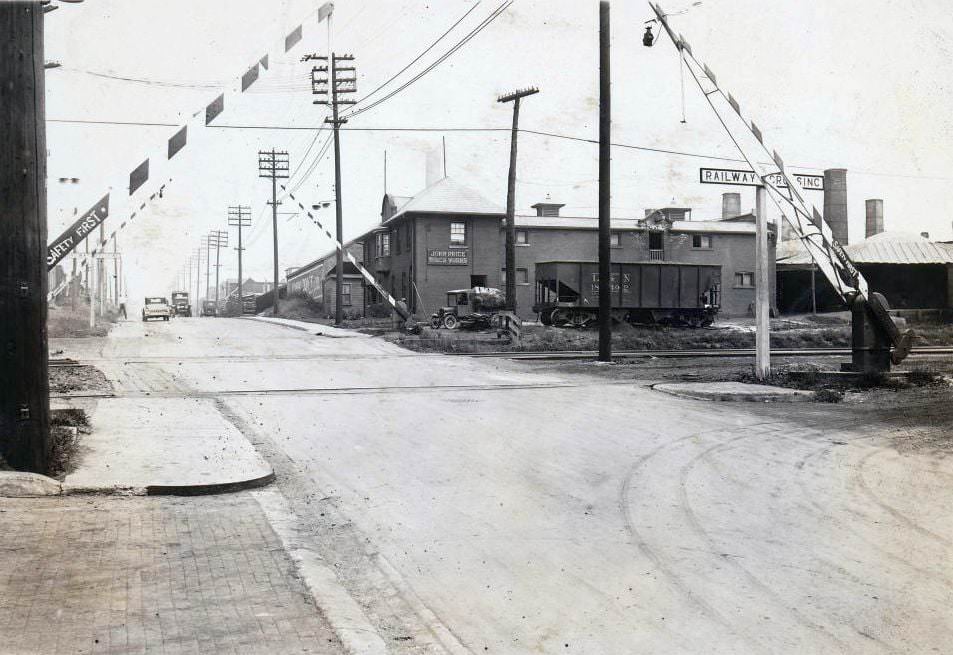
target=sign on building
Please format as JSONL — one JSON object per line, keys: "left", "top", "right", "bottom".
{"left": 427, "top": 249, "right": 469, "bottom": 265}
{"left": 699, "top": 167, "right": 824, "bottom": 191}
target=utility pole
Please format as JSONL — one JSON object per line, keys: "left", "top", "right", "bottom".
{"left": 597, "top": 1, "right": 612, "bottom": 363}
{"left": 204, "top": 235, "right": 213, "bottom": 308}
{"left": 497, "top": 86, "right": 539, "bottom": 312}
{"left": 194, "top": 247, "right": 204, "bottom": 314}
{"left": 754, "top": 185, "right": 771, "bottom": 379}
{"left": 259, "top": 150, "right": 289, "bottom": 317}
{"left": 3, "top": 2, "right": 51, "bottom": 473}
{"left": 209, "top": 230, "right": 228, "bottom": 313}
{"left": 228, "top": 206, "right": 251, "bottom": 309}
{"left": 312, "top": 52, "right": 356, "bottom": 325}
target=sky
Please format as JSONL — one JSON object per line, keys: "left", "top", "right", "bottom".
{"left": 44, "top": 0, "right": 953, "bottom": 300}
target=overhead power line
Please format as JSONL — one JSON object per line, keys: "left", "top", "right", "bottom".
{"left": 342, "top": 0, "right": 514, "bottom": 120}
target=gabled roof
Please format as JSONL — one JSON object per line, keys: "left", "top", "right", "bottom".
{"left": 778, "top": 231, "right": 953, "bottom": 266}
{"left": 386, "top": 176, "right": 503, "bottom": 223}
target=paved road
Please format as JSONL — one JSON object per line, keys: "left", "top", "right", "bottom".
{"left": 72, "top": 317, "right": 953, "bottom": 653}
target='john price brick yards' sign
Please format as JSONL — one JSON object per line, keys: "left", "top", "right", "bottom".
{"left": 427, "top": 249, "right": 468, "bottom": 265}
{"left": 699, "top": 168, "right": 824, "bottom": 191}
{"left": 47, "top": 195, "right": 110, "bottom": 269}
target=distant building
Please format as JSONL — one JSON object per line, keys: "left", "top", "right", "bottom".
{"left": 777, "top": 231, "right": 953, "bottom": 316}
{"left": 219, "top": 278, "right": 273, "bottom": 300}
{"left": 285, "top": 241, "right": 365, "bottom": 315}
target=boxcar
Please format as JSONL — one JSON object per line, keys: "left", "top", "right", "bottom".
{"left": 532, "top": 260, "right": 721, "bottom": 327}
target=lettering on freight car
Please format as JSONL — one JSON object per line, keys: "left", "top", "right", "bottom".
{"left": 589, "top": 272, "right": 630, "bottom": 292}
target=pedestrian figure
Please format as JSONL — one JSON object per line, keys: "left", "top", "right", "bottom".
{"left": 118, "top": 293, "right": 128, "bottom": 320}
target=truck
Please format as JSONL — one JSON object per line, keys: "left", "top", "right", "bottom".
{"left": 532, "top": 261, "right": 721, "bottom": 328}
{"left": 170, "top": 291, "right": 191, "bottom": 317}
{"left": 142, "top": 296, "right": 173, "bottom": 322}
{"left": 430, "top": 287, "right": 506, "bottom": 330}
{"left": 201, "top": 300, "right": 217, "bottom": 317}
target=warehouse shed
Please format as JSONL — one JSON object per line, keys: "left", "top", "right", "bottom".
{"left": 776, "top": 231, "right": 953, "bottom": 316}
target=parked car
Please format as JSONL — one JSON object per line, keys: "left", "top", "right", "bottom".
{"left": 202, "top": 300, "right": 218, "bottom": 317}
{"left": 142, "top": 296, "right": 172, "bottom": 322}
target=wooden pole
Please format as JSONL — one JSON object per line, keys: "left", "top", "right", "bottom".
{"left": 598, "top": 1, "right": 612, "bottom": 362}
{"left": 0, "top": 2, "right": 50, "bottom": 472}
{"left": 755, "top": 184, "right": 770, "bottom": 379}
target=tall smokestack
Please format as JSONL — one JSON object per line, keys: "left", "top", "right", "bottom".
{"left": 865, "top": 199, "right": 884, "bottom": 239}
{"left": 823, "top": 168, "right": 848, "bottom": 244}
{"left": 721, "top": 192, "right": 741, "bottom": 219}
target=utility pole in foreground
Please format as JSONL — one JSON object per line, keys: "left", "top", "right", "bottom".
{"left": 498, "top": 87, "right": 539, "bottom": 312}
{"left": 1, "top": 2, "right": 50, "bottom": 472}
{"left": 597, "top": 1, "right": 612, "bottom": 362}
{"left": 313, "top": 52, "right": 356, "bottom": 325}
{"left": 259, "top": 150, "right": 289, "bottom": 317}
{"left": 228, "top": 206, "right": 251, "bottom": 308}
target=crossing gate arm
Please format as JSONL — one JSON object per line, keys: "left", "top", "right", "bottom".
{"left": 649, "top": 1, "right": 914, "bottom": 362}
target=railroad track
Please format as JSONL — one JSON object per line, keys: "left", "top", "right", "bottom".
{"left": 462, "top": 347, "right": 953, "bottom": 360}
{"left": 48, "top": 346, "right": 953, "bottom": 367}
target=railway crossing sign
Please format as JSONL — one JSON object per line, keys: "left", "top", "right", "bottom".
{"left": 699, "top": 167, "right": 824, "bottom": 191}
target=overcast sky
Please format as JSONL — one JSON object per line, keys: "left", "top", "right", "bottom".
{"left": 45, "top": 0, "right": 953, "bottom": 298}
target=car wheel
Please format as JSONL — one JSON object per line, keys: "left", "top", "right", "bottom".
{"left": 443, "top": 314, "right": 459, "bottom": 330}
{"left": 430, "top": 315, "right": 441, "bottom": 329}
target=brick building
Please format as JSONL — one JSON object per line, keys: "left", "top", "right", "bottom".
{"left": 287, "top": 177, "right": 776, "bottom": 321}
{"left": 286, "top": 241, "right": 365, "bottom": 315}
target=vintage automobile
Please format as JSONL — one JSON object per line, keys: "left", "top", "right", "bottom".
{"left": 141, "top": 296, "right": 173, "bottom": 322}
{"left": 430, "top": 287, "right": 506, "bottom": 330}
{"left": 170, "top": 291, "right": 191, "bottom": 317}
{"left": 201, "top": 300, "right": 218, "bottom": 317}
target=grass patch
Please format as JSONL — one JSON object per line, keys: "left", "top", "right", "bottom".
{"left": 48, "top": 302, "right": 118, "bottom": 338}
{"left": 48, "top": 408, "right": 90, "bottom": 479}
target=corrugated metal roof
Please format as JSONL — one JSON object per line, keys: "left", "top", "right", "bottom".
{"left": 515, "top": 215, "right": 757, "bottom": 234}
{"left": 778, "top": 231, "right": 953, "bottom": 266}
{"left": 386, "top": 176, "right": 502, "bottom": 222}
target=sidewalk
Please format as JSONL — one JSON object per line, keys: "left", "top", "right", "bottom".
{"left": 63, "top": 397, "right": 273, "bottom": 495}
{"left": 0, "top": 494, "right": 342, "bottom": 654}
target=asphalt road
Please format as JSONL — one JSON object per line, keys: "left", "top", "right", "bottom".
{"left": 82, "top": 317, "right": 953, "bottom": 654}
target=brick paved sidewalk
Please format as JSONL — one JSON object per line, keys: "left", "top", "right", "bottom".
{"left": 0, "top": 494, "right": 343, "bottom": 655}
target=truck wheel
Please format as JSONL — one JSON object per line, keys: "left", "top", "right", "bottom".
{"left": 443, "top": 314, "right": 459, "bottom": 330}
{"left": 164, "top": 316, "right": 169, "bottom": 321}
{"left": 539, "top": 311, "right": 552, "bottom": 326}
{"left": 550, "top": 309, "right": 570, "bottom": 327}
{"left": 430, "top": 315, "right": 441, "bottom": 329}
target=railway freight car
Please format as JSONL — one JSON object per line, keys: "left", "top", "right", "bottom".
{"left": 532, "top": 260, "right": 721, "bottom": 327}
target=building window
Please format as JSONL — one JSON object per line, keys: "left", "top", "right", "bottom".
{"left": 341, "top": 283, "right": 352, "bottom": 306}
{"left": 516, "top": 230, "right": 529, "bottom": 245}
{"left": 377, "top": 232, "right": 390, "bottom": 256}
{"left": 692, "top": 234, "right": 712, "bottom": 249}
{"left": 450, "top": 221, "right": 466, "bottom": 245}
{"left": 610, "top": 232, "right": 622, "bottom": 247}
{"left": 734, "top": 272, "right": 754, "bottom": 288}
{"left": 648, "top": 231, "right": 664, "bottom": 250}
{"left": 501, "top": 268, "right": 529, "bottom": 285}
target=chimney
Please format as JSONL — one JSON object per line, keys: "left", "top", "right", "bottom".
{"left": 823, "top": 168, "right": 849, "bottom": 244}
{"left": 865, "top": 199, "right": 884, "bottom": 239}
{"left": 721, "top": 192, "right": 741, "bottom": 219}
{"left": 921, "top": 231, "right": 930, "bottom": 240}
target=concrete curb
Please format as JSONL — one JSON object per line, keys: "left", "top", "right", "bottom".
{"left": 0, "top": 471, "right": 63, "bottom": 497}
{"left": 252, "top": 488, "right": 389, "bottom": 655}
{"left": 652, "top": 382, "right": 814, "bottom": 403}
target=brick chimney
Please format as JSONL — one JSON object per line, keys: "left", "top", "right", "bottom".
{"left": 823, "top": 168, "right": 848, "bottom": 244}
{"left": 865, "top": 199, "right": 884, "bottom": 239}
{"left": 721, "top": 192, "right": 741, "bottom": 219}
